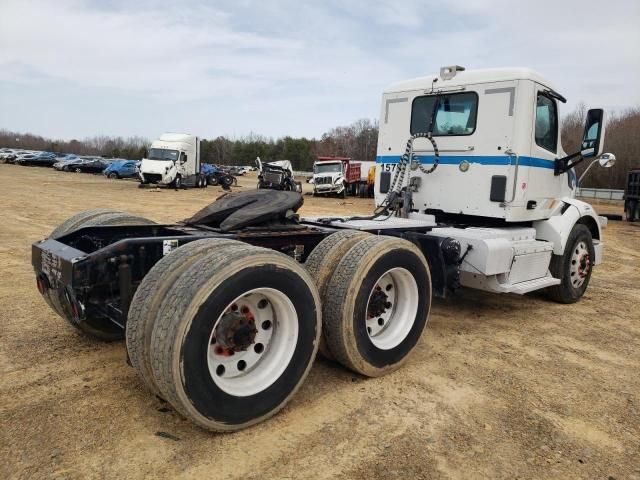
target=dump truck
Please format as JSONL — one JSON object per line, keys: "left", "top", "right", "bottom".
{"left": 32, "top": 66, "right": 614, "bottom": 432}
{"left": 311, "top": 157, "right": 375, "bottom": 197}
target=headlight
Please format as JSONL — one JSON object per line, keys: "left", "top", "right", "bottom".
{"left": 334, "top": 176, "right": 343, "bottom": 184}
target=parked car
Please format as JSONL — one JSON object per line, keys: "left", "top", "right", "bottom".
{"left": 62, "top": 157, "right": 109, "bottom": 174}
{"left": 15, "top": 151, "right": 58, "bottom": 167}
{"left": 6, "top": 150, "right": 35, "bottom": 164}
{"left": 103, "top": 160, "right": 140, "bottom": 179}
{"left": 0, "top": 149, "right": 18, "bottom": 162}
{"left": 53, "top": 157, "right": 78, "bottom": 170}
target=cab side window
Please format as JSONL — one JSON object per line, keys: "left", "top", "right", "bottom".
{"left": 535, "top": 93, "right": 557, "bottom": 153}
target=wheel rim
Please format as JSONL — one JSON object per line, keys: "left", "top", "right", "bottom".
{"left": 207, "top": 288, "right": 299, "bottom": 397}
{"left": 570, "top": 240, "right": 591, "bottom": 288}
{"left": 365, "top": 267, "right": 419, "bottom": 350}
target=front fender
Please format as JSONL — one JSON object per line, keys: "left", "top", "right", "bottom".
{"left": 533, "top": 197, "right": 603, "bottom": 262}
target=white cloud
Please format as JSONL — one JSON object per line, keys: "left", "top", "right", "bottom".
{"left": 0, "top": 0, "right": 638, "bottom": 139}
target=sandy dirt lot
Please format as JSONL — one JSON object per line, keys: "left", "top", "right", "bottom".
{"left": 1, "top": 164, "right": 638, "bottom": 480}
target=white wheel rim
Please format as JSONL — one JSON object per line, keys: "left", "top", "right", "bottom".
{"left": 570, "top": 241, "right": 590, "bottom": 288}
{"left": 365, "top": 267, "right": 419, "bottom": 350}
{"left": 207, "top": 288, "right": 298, "bottom": 397}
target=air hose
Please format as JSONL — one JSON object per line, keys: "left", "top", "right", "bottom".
{"left": 317, "top": 114, "right": 441, "bottom": 224}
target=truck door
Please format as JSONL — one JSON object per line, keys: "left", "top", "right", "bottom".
{"left": 179, "top": 152, "right": 188, "bottom": 178}
{"left": 527, "top": 87, "right": 562, "bottom": 205}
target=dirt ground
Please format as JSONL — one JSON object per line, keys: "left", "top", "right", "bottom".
{"left": 1, "top": 164, "right": 638, "bottom": 480}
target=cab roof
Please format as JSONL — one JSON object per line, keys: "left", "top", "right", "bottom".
{"left": 384, "top": 67, "right": 558, "bottom": 94}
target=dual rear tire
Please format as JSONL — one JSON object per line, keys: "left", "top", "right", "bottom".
{"left": 128, "top": 231, "right": 430, "bottom": 430}
{"left": 127, "top": 240, "right": 321, "bottom": 431}
{"left": 305, "top": 231, "right": 432, "bottom": 377}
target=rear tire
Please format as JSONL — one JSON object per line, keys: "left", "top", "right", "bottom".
{"left": 45, "top": 210, "right": 156, "bottom": 341}
{"left": 127, "top": 238, "right": 246, "bottom": 396}
{"left": 323, "top": 235, "right": 431, "bottom": 377}
{"left": 221, "top": 175, "right": 234, "bottom": 188}
{"left": 150, "top": 246, "right": 321, "bottom": 431}
{"left": 547, "top": 224, "right": 595, "bottom": 304}
{"left": 305, "top": 230, "right": 371, "bottom": 360}
{"left": 50, "top": 208, "right": 119, "bottom": 239}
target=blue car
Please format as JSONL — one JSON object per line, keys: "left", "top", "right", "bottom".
{"left": 103, "top": 160, "right": 140, "bottom": 179}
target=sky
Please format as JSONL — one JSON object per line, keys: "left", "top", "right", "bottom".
{"left": 1, "top": 0, "right": 639, "bottom": 141}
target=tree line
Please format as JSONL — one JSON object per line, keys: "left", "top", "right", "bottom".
{"left": 0, "top": 118, "right": 379, "bottom": 172}
{"left": 1, "top": 107, "right": 638, "bottom": 188}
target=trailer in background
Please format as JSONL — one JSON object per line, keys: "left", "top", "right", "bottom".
{"left": 625, "top": 168, "right": 640, "bottom": 221}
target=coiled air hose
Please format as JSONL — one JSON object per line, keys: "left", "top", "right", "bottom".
{"left": 317, "top": 116, "right": 441, "bottom": 224}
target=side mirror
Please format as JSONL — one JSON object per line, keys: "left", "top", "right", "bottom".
{"left": 581, "top": 109, "right": 606, "bottom": 158}
{"left": 598, "top": 152, "right": 616, "bottom": 168}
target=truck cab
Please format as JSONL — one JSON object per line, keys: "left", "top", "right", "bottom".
{"left": 139, "top": 133, "right": 206, "bottom": 188}
{"left": 376, "top": 67, "right": 591, "bottom": 220}
{"left": 372, "top": 65, "right": 613, "bottom": 298}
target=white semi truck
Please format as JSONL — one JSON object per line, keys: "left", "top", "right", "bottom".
{"left": 33, "top": 66, "right": 614, "bottom": 432}
{"left": 370, "top": 65, "right": 613, "bottom": 299}
{"left": 138, "top": 133, "right": 208, "bottom": 188}
{"left": 311, "top": 156, "right": 376, "bottom": 197}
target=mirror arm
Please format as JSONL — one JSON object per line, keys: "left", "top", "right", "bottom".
{"left": 554, "top": 151, "right": 584, "bottom": 176}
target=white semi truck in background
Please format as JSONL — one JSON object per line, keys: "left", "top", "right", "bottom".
{"left": 139, "top": 133, "right": 208, "bottom": 188}
{"left": 311, "top": 156, "right": 376, "bottom": 197}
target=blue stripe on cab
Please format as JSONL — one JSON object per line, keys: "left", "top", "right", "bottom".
{"left": 375, "top": 155, "right": 555, "bottom": 169}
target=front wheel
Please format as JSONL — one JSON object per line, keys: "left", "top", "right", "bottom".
{"left": 547, "top": 224, "right": 595, "bottom": 303}
{"left": 107, "top": 172, "right": 118, "bottom": 179}
{"left": 174, "top": 175, "right": 182, "bottom": 189}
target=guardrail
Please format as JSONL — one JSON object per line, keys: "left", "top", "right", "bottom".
{"left": 576, "top": 188, "right": 624, "bottom": 200}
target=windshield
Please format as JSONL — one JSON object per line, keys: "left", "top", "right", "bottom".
{"left": 148, "top": 148, "right": 179, "bottom": 161}
{"left": 314, "top": 162, "right": 343, "bottom": 174}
